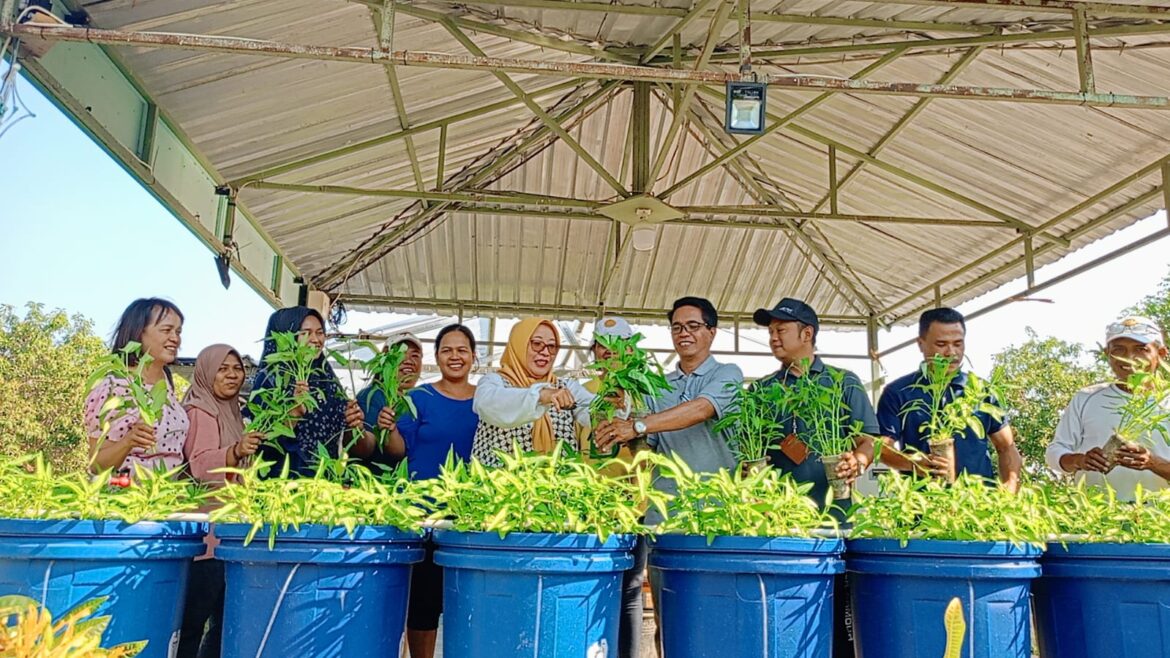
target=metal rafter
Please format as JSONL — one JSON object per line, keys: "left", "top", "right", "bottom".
{"left": 372, "top": 2, "right": 428, "bottom": 196}
{"left": 642, "top": 0, "right": 722, "bottom": 63}
{"left": 807, "top": 46, "right": 986, "bottom": 216}
{"left": 436, "top": 17, "right": 628, "bottom": 196}
{"left": 659, "top": 46, "right": 909, "bottom": 199}
{"left": 11, "top": 24, "right": 1170, "bottom": 111}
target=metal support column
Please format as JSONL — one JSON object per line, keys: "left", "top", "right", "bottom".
{"left": 867, "top": 315, "right": 882, "bottom": 404}
{"left": 828, "top": 145, "right": 839, "bottom": 215}
{"left": 1073, "top": 8, "right": 1096, "bottom": 94}
{"left": 632, "top": 81, "right": 651, "bottom": 194}
{"left": 1024, "top": 236, "right": 1036, "bottom": 287}
{"left": 1163, "top": 163, "right": 1170, "bottom": 228}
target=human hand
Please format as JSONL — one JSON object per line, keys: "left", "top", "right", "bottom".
{"left": 126, "top": 422, "right": 156, "bottom": 451}
{"left": 377, "top": 406, "right": 397, "bottom": 432}
{"left": 344, "top": 400, "right": 365, "bottom": 429}
{"left": 538, "top": 387, "right": 576, "bottom": 411}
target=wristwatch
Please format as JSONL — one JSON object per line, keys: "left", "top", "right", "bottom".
{"left": 633, "top": 419, "right": 648, "bottom": 437}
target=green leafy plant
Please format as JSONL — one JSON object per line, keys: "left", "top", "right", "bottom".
{"left": 849, "top": 472, "right": 1053, "bottom": 545}
{"left": 84, "top": 342, "right": 170, "bottom": 432}
{"left": 1039, "top": 483, "right": 1170, "bottom": 543}
{"left": 775, "top": 360, "right": 864, "bottom": 458}
{"left": 654, "top": 455, "right": 836, "bottom": 542}
{"left": 713, "top": 383, "right": 787, "bottom": 464}
{"left": 1110, "top": 360, "right": 1170, "bottom": 445}
{"left": 420, "top": 447, "right": 666, "bottom": 540}
{"left": 0, "top": 454, "right": 205, "bottom": 523}
{"left": 588, "top": 333, "right": 671, "bottom": 423}
{"left": 210, "top": 455, "right": 427, "bottom": 548}
{"left": 244, "top": 331, "right": 323, "bottom": 441}
{"left": 348, "top": 340, "right": 418, "bottom": 439}
{"left": 0, "top": 594, "right": 146, "bottom": 657}
{"left": 901, "top": 355, "right": 1007, "bottom": 447}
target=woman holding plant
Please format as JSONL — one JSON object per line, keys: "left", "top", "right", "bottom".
{"left": 84, "top": 298, "right": 189, "bottom": 476}
{"left": 1047, "top": 316, "right": 1170, "bottom": 501}
{"left": 356, "top": 332, "right": 423, "bottom": 471}
{"left": 367, "top": 324, "right": 479, "bottom": 658}
{"left": 251, "top": 307, "right": 376, "bottom": 477}
{"left": 471, "top": 318, "right": 598, "bottom": 467}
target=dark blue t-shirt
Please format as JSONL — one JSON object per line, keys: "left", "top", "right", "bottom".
{"left": 358, "top": 383, "right": 478, "bottom": 480}
{"left": 877, "top": 367, "right": 1007, "bottom": 479}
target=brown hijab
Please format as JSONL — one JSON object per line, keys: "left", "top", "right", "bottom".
{"left": 182, "top": 344, "right": 245, "bottom": 450}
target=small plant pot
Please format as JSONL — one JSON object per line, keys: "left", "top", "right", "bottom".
{"left": 820, "top": 455, "right": 852, "bottom": 500}
{"left": 1100, "top": 434, "right": 1134, "bottom": 466}
{"left": 740, "top": 456, "right": 771, "bottom": 477}
{"left": 928, "top": 438, "right": 957, "bottom": 483}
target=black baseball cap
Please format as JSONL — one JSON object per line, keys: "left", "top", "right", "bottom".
{"left": 753, "top": 297, "right": 820, "bottom": 334}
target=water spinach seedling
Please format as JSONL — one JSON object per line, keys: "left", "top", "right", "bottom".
{"left": 420, "top": 447, "right": 667, "bottom": 541}
{"left": 351, "top": 340, "right": 418, "bottom": 445}
{"left": 1101, "top": 360, "right": 1170, "bottom": 464}
{"left": 1039, "top": 482, "right": 1170, "bottom": 544}
{"left": 85, "top": 342, "right": 171, "bottom": 453}
{"left": 587, "top": 333, "right": 672, "bottom": 458}
{"left": 713, "top": 383, "right": 787, "bottom": 467}
{"left": 244, "top": 331, "right": 324, "bottom": 443}
{"left": 899, "top": 355, "right": 1007, "bottom": 482}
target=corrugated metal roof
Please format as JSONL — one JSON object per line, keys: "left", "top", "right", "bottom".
{"left": 75, "top": 0, "right": 1170, "bottom": 326}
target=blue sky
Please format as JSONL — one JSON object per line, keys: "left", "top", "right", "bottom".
{"left": 1, "top": 65, "right": 1167, "bottom": 380}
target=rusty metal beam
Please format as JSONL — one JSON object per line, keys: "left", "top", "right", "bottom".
{"left": 372, "top": 2, "right": 427, "bottom": 197}
{"left": 10, "top": 24, "right": 1170, "bottom": 111}
{"left": 1072, "top": 8, "right": 1095, "bottom": 93}
{"left": 873, "top": 0, "right": 1170, "bottom": 19}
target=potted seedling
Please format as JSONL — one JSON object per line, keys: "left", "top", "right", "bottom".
{"left": 420, "top": 448, "right": 663, "bottom": 658}
{"left": 209, "top": 456, "right": 425, "bottom": 658}
{"left": 713, "top": 383, "right": 786, "bottom": 474}
{"left": 0, "top": 454, "right": 207, "bottom": 658}
{"left": 900, "top": 355, "right": 1007, "bottom": 483}
{"left": 0, "top": 594, "right": 148, "bottom": 657}
{"left": 650, "top": 456, "right": 842, "bottom": 658}
{"left": 1099, "top": 361, "right": 1170, "bottom": 465}
{"left": 1033, "top": 483, "right": 1170, "bottom": 658}
{"left": 847, "top": 473, "right": 1052, "bottom": 658}
{"left": 772, "top": 362, "right": 866, "bottom": 500}
{"left": 587, "top": 333, "right": 671, "bottom": 458}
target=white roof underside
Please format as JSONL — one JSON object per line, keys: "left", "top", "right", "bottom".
{"left": 78, "top": 0, "right": 1170, "bottom": 326}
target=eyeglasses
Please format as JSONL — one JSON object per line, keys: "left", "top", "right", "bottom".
{"left": 529, "top": 339, "right": 560, "bottom": 355}
{"left": 670, "top": 321, "right": 710, "bottom": 335}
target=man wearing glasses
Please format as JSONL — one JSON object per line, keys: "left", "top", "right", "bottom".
{"left": 1046, "top": 316, "right": 1170, "bottom": 501}
{"left": 595, "top": 296, "right": 743, "bottom": 524}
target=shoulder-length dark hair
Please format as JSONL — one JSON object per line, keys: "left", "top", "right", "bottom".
{"left": 111, "top": 298, "right": 185, "bottom": 366}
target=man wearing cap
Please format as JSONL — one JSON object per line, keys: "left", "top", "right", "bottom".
{"left": 579, "top": 316, "right": 650, "bottom": 658}
{"left": 356, "top": 333, "right": 424, "bottom": 469}
{"left": 877, "top": 308, "right": 1021, "bottom": 491}
{"left": 752, "top": 297, "right": 878, "bottom": 507}
{"left": 1046, "top": 316, "right": 1170, "bottom": 501}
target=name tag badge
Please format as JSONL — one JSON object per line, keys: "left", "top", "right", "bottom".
{"left": 780, "top": 434, "right": 809, "bottom": 465}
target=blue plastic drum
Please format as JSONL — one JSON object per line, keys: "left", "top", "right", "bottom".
{"left": 0, "top": 518, "right": 207, "bottom": 658}
{"left": 215, "top": 523, "right": 423, "bottom": 658}
{"left": 434, "top": 531, "right": 634, "bottom": 658}
{"left": 651, "top": 534, "right": 844, "bottom": 658}
{"left": 847, "top": 539, "right": 1042, "bottom": 658}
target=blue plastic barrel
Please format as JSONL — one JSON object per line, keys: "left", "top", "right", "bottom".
{"left": 0, "top": 518, "right": 207, "bottom": 658}
{"left": 650, "top": 534, "right": 844, "bottom": 658}
{"left": 215, "top": 523, "right": 424, "bottom": 658}
{"left": 433, "top": 530, "right": 634, "bottom": 658}
{"left": 847, "top": 539, "right": 1041, "bottom": 658}
{"left": 1035, "top": 542, "right": 1170, "bottom": 658}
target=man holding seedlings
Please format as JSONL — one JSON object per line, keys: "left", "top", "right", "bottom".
{"left": 1046, "top": 316, "right": 1170, "bottom": 501}
{"left": 877, "top": 307, "right": 1022, "bottom": 492}
{"left": 356, "top": 333, "right": 423, "bottom": 471}
{"left": 752, "top": 297, "right": 878, "bottom": 507}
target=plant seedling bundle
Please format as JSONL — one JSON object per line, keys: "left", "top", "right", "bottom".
{"left": 587, "top": 333, "right": 672, "bottom": 458}
{"left": 330, "top": 340, "right": 419, "bottom": 449}
{"left": 900, "top": 355, "right": 1007, "bottom": 482}
{"left": 653, "top": 455, "right": 836, "bottom": 542}
{"left": 85, "top": 342, "right": 170, "bottom": 441}
{"left": 421, "top": 448, "right": 666, "bottom": 540}
{"left": 244, "top": 331, "right": 324, "bottom": 443}
{"left": 1101, "top": 360, "right": 1170, "bottom": 465}
{"left": 713, "top": 383, "right": 787, "bottom": 469}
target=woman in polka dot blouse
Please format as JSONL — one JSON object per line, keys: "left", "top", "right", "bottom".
{"left": 83, "top": 298, "right": 189, "bottom": 476}
{"left": 251, "top": 306, "right": 377, "bottom": 477}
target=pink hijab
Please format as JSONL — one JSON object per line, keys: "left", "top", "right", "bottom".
{"left": 182, "top": 344, "right": 245, "bottom": 449}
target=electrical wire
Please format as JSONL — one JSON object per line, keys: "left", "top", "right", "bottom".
{"left": 0, "top": 40, "right": 35, "bottom": 141}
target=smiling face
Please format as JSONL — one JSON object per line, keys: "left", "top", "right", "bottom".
{"left": 140, "top": 307, "right": 182, "bottom": 366}
{"left": 669, "top": 305, "right": 715, "bottom": 361}
{"left": 212, "top": 351, "right": 246, "bottom": 400}
{"left": 1107, "top": 337, "right": 1165, "bottom": 383}
{"left": 526, "top": 324, "right": 559, "bottom": 378}
{"left": 298, "top": 314, "right": 326, "bottom": 357}
{"left": 437, "top": 331, "right": 473, "bottom": 383}
{"left": 398, "top": 343, "right": 423, "bottom": 390}
{"left": 768, "top": 319, "right": 814, "bottom": 366}
{"left": 918, "top": 321, "right": 965, "bottom": 373}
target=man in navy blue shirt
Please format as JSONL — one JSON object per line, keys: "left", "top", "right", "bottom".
{"left": 877, "top": 308, "right": 1021, "bottom": 491}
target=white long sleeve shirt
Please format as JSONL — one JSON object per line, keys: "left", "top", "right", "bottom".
{"left": 1046, "top": 383, "right": 1170, "bottom": 501}
{"left": 472, "top": 373, "right": 595, "bottom": 429}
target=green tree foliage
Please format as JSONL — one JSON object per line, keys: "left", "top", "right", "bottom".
{"left": 0, "top": 303, "right": 108, "bottom": 473}
{"left": 1127, "top": 269, "right": 1170, "bottom": 334}
{"left": 991, "top": 328, "right": 1106, "bottom": 476}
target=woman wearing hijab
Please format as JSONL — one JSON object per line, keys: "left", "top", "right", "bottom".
{"left": 251, "top": 306, "right": 374, "bottom": 477}
{"left": 471, "top": 318, "right": 598, "bottom": 467}
{"left": 177, "top": 344, "right": 262, "bottom": 658}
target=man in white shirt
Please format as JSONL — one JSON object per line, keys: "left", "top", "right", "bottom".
{"left": 1046, "top": 316, "right": 1170, "bottom": 500}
